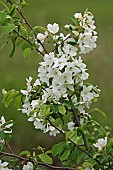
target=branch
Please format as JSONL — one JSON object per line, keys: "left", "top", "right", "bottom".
{"left": 0, "top": 151, "right": 76, "bottom": 170}
{"left": 0, "top": 151, "right": 24, "bottom": 161}
{"left": 48, "top": 119, "right": 65, "bottom": 137}
{"left": 68, "top": 95, "right": 89, "bottom": 150}
{"left": 38, "top": 162, "right": 76, "bottom": 170}
{"left": 48, "top": 120, "right": 113, "bottom": 169}
{"left": 5, "top": 141, "right": 14, "bottom": 154}
{"left": 13, "top": 30, "right": 44, "bottom": 56}
{"left": 7, "top": 0, "right": 47, "bottom": 54}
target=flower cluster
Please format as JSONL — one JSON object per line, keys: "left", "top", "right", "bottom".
{"left": 20, "top": 10, "right": 100, "bottom": 137}
{"left": 37, "top": 10, "right": 97, "bottom": 56}
{"left": 38, "top": 53, "right": 89, "bottom": 102}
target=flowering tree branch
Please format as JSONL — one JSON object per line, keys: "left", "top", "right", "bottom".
{"left": 0, "top": 1, "right": 113, "bottom": 170}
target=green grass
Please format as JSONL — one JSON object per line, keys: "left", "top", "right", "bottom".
{"left": 0, "top": 0, "right": 113, "bottom": 151}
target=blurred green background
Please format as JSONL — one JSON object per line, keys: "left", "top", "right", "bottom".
{"left": 0, "top": 0, "right": 113, "bottom": 153}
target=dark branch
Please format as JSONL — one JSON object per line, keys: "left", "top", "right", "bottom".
{"left": 68, "top": 95, "right": 89, "bottom": 150}
{"left": 7, "top": 0, "right": 47, "bottom": 54}
{"left": 0, "top": 151, "right": 76, "bottom": 170}
{"left": 13, "top": 30, "right": 44, "bottom": 56}
{"left": 48, "top": 119, "right": 113, "bottom": 169}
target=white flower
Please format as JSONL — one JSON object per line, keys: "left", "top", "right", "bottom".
{"left": 31, "top": 100, "right": 39, "bottom": 109}
{"left": 38, "top": 64, "right": 49, "bottom": 85}
{"left": 64, "top": 24, "right": 70, "bottom": 29}
{"left": 47, "top": 23, "right": 59, "bottom": 34}
{"left": 34, "top": 118, "right": 45, "bottom": 131}
{"left": 60, "top": 71, "right": 73, "bottom": 84}
{"left": 80, "top": 71, "right": 89, "bottom": 80}
{"left": 38, "top": 43, "right": 44, "bottom": 52}
{"left": 63, "top": 44, "right": 78, "bottom": 58}
{"left": 33, "top": 79, "right": 41, "bottom": 86}
{"left": 0, "top": 116, "right": 13, "bottom": 134}
{"left": 21, "top": 101, "right": 32, "bottom": 115}
{"left": 47, "top": 67, "right": 61, "bottom": 78}
{"left": 93, "top": 137, "right": 107, "bottom": 150}
{"left": 72, "top": 30, "right": 79, "bottom": 36}
{"left": 0, "top": 160, "right": 12, "bottom": 170}
{"left": 23, "top": 162, "right": 33, "bottom": 170}
{"left": 44, "top": 52, "right": 54, "bottom": 66}
{"left": 47, "top": 126, "right": 60, "bottom": 137}
{"left": 81, "top": 85, "right": 93, "bottom": 102}
{"left": 78, "top": 32, "right": 97, "bottom": 54}
{"left": 67, "top": 121, "right": 75, "bottom": 131}
{"left": 52, "top": 54, "right": 67, "bottom": 70}
{"left": 37, "top": 31, "right": 48, "bottom": 43}
{"left": 28, "top": 112, "right": 37, "bottom": 122}
{"left": 85, "top": 167, "right": 95, "bottom": 170}
{"left": 74, "top": 13, "right": 82, "bottom": 20}
{"left": 85, "top": 167, "right": 91, "bottom": 170}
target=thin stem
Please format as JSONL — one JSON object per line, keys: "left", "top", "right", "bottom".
{"left": 0, "top": 151, "right": 24, "bottom": 161}
{"left": 13, "top": 30, "right": 44, "bottom": 56}
{"left": 48, "top": 119, "right": 65, "bottom": 137}
{"left": 48, "top": 120, "right": 113, "bottom": 169}
{"left": 38, "top": 162, "right": 76, "bottom": 170}
{"left": 68, "top": 95, "right": 89, "bottom": 150}
{"left": 0, "top": 151, "right": 76, "bottom": 170}
{"left": 5, "top": 141, "right": 14, "bottom": 154}
{"left": 7, "top": 0, "right": 47, "bottom": 54}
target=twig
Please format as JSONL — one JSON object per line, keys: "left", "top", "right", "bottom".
{"left": 0, "top": 151, "right": 24, "bottom": 161}
{"left": 5, "top": 141, "right": 14, "bottom": 154}
{"left": 48, "top": 119, "right": 65, "bottom": 137}
{"left": 68, "top": 95, "right": 89, "bottom": 150}
{"left": 0, "top": 151, "right": 76, "bottom": 170}
{"left": 13, "top": 30, "right": 44, "bottom": 56}
{"left": 38, "top": 162, "right": 76, "bottom": 170}
{"left": 7, "top": 0, "right": 47, "bottom": 54}
{"left": 48, "top": 120, "right": 113, "bottom": 169}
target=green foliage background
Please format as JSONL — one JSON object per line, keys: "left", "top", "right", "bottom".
{"left": 0, "top": 0, "right": 113, "bottom": 152}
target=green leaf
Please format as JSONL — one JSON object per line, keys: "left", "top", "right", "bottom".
{"left": 90, "top": 108, "right": 107, "bottom": 119}
{"left": 93, "top": 153, "right": 101, "bottom": 159}
{"left": 22, "top": 41, "right": 31, "bottom": 51}
{"left": 0, "top": 131, "right": 5, "bottom": 139}
{"left": 9, "top": 36, "right": 16, "bottom": 57}
{"left": 38, "top": 154, "right": 53, "bottom": 164}
{"left": 5, "top": 134, "right": 12, "bottom": 143}
{"left": 70, "top": 149, "right": 78, "bottom": 161}
{"left": 19, "top": 150, "right": 31, "bottom": 156}
{"left": 0, "top": 1, "right": 9, "bottom": 12}
{"left": 14, "top": 95, "right": 22, "bottom": 109}
{"left": 52, "top": 141, "right": 67, "bottom": 156}
{"left": 81, "top": 161, "right": 94, "bottom": 168}
{"left": 67, "top": 15, "right": 79, "bottom": 25}
{"left": 0, "top": 40, "right": 8, "bottom": 52}
{"left": 23, "top": 48, "right": 31, "bottom": 59}
{"left": 0, "top": 11, "right": 6, "bottom": 26}
{"left": 58, "top": 105, "right": 66, "bottom": 115}
{"left": 2, "top": 23, "right": 15, "bottom": 34}
{"left": 50, "top": 104, "right": 58, "bottom": 113}
{"left": 33, "top": 26, "right": 48, "bottom": 32}
{"left": 9, "top": 4, "right": 16, "bottom": 17}
{"left": 90, "top": 120, "right": 106, "bottom": 136}
{"left": 60, "top": 149, "right": 70, "bottom": 161}
{"left": 2, "top": 89, "right": 19, "bottom": 108}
